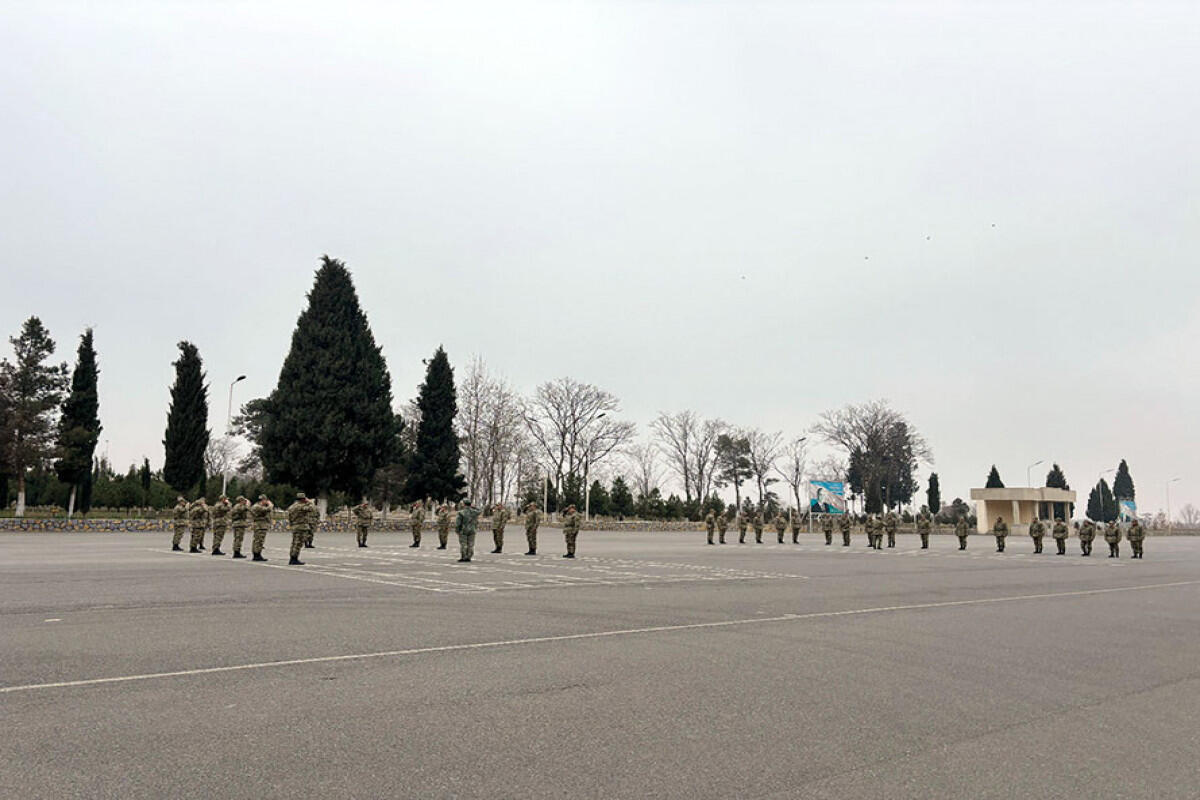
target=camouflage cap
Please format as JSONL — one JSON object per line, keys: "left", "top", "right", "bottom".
{"left": 235, "top": 495, "right": 246, "bottom": 501}
{"left": 297, "top": 492, "right": 307, "bottom": 500}
{"left": 258, "top": 494, "right": 268, "bottom": 501}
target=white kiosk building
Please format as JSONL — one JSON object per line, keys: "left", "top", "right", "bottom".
{"left": 969, "top": 487, "right": 1077, "bottom": 534}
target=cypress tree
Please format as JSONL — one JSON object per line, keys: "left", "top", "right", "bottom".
{"left": 1045, "top": 462, "right": 1073, "bottom": 519}
{"left": 985, "top": 465, "right": 1004, "bottom": 488}
{"left": 259, "top": 256, "right": 398, "bottom": 509}
{"left": 1087, "top": 478, "right": 1118, "bottom": 522}
{"left": 139, "top": 457, "right": 152, "bottom": 505}
{"left": 55, "top": 328, "right": 102, "bottom": 517}
{"left": 162, "top": 341, "right": 210, "bottom": 494}
{"left": 403, "top": 346, "right": 465, "bottom": 502}
{"left": 1112, "top": 459, "right": 1135, "bottom": 500}
{"left": 926, "top": 472, "right": 941, "bottom": 514}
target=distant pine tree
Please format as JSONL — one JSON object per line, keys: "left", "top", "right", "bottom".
{"left": 610, "top": 476, "right": 634, "bottom": 518}
{"left": 259, "top": 257, "right": 399, "bottom": 511}
{"left": 1112, "top": 459, "right": 1135, "bottom": 500}
{"left": 985, "top": 465, "right": 1004, "bottom": 488}
{"left": 1087, "top": 478, "right": 1119, "bottom": 522}
{"left": 926, "top": 472, "right": 941, "bottom": 514}
{"left": 403, "top": 346, "right": 465, "bottom": 502}
{"left": 1045, "top": 462, "right": 1073, "bottom": 519}
{"left": 55, "top": 328, "right": 101, "bottom": 516}
{"left": 162, "top": 341, "right": 209, "bottom": 494}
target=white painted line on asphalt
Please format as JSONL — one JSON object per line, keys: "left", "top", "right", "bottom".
{"left": 4, "top": 578, "right": 1199, "bottom": 696}
{"left": 43, "top": 619, "right": 61, "bottom": 623}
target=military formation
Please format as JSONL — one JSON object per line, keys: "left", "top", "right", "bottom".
{"left": 170, "top": 495, "right": 584, "bottom": 564}
{"left": 696, "top": 504, "right": 1150, "bottom": 559}
{"left": 172, "top": 493, "right": 1150, "bottom": 566}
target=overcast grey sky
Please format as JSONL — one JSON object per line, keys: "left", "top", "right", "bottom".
{"left": 2, "top": 1, "right": 1197, "bottom": 514}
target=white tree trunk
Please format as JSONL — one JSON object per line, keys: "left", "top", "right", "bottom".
{"left": 381, "top": 500, "right": 390, "bottom": 520}
{"left": 16, "top": 475, "right": 27, "bottom": 518}
{"left": 317, "top": 492, "right": 329, "bottom": 521}
{"left": 67, "top": 485, "right": 77, "bottom": 518}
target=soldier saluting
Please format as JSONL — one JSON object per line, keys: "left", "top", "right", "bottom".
{"left": 353, "top": 500, "right": 373, "bottom": 548}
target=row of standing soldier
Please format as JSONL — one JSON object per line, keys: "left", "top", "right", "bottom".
{"left": 174, "top": 496, "right": 584, "bottom": 564}
{"left": 701, "top": 506, "right": 1147, "bottom": 558}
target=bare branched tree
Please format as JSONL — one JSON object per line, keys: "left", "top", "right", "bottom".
{"left": 651, "top": 411, "right": 697, "bottom": 503}
{"left": 458, "top": 357, "right": 528, "bottom": 505}
{"left": 774, "top": 436, "right": 807, "bottom": 512}
{"left": 1180, "top": 503, "right": 1200, "bottom": 527}
{"left": 522, "top": 377, "right": 635, "bottom": 497}
{"left": 811, "top": 399, "right": 932, "bottom": 513}
{"left": 745, "top": 428, "right": 782, "bottom": 508}
{"left": 624, "top": 440, "right": 664, "bottom": 500}
{"left": 694, "top": 418, "right": 726, "bottom": 501}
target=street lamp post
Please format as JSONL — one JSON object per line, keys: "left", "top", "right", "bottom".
{"left": 584, "top": 413, "right": 606, "bottom": 521}
{"left": 1167, "top": 477, "right": 1181, "bottom": 531}
{"left": 1026, "top": 460, "right": 1044, "bottom": 488}
{"left": 221, "top": 375, "right": 247, "bottom": 495}
{"left": 1094, "top": 468, "right": 1115, "bottom": 520}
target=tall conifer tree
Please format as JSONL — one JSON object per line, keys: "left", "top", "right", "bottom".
{"left": 926, "top": 472, "right": 940, "bottom": 514}
{"left": 259, "top": 257, "right": 398, "bottom": 509}
{"left": 55, "top": 328, "right": 101, "bottom": 516}
{"left": 1112, "top": 459, "right": 1135, "bottom": 500}
{"left": 985, "top": 465, "right": 1004, "bottom": 488}
{"left": 404, "top": 346, "right": 465, "bottom": 502}
{"left": 1045, "top": 462, "right": 1073, "bottom": 519}
{"left": 0, "top": 317, "right": 69, "bottom": 516}
{"left": 162, "top": 341, "right": 210, "bottom": 494}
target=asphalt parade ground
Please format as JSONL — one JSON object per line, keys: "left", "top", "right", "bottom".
{"left": 4, "top": 530, "right": 1200, "bottom": 799}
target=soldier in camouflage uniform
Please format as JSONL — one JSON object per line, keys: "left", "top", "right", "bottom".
{"left": 1127, "top": 518, "right": 1145, "bottom": 559}
{"left": 455, "top": 499, "right": 481, "bottom": 562}
{"left": 523, "top": 503, "right": 541, "bottom": 554}
{"left": 249, "top": 495, "right": 273, "bottom": 561}
{"left": 209, "top": 495, "right": 232, "bottom": 556}
{"left": 838, "top": 513, "right": 852, "bottom": 546}
{"left": 562, "top": 503, "right": 581, "bottom": 558}
{"left": 736, "top": 509, "right": 748, "bottom": 544}
{"left": 1028, "top": 516, "right": 1046, "bottom": 554}
{"left": 884, "top": 510, "right": 898, "bottom": 548}
{"left": 704, "top": 509, "right": 716, "bottom": 545}
{"left": 864, "top": 514, "right": 877, "bottom": 549}
{"left": 916, "top": 507, "right": 932, "bottom": 549}
{"left": 353, "top": 501, "right": 373, "bottom": 547}
{"left": 751, "top": 509, "right": 764, "bottom": 544}
{"left": 1051, "top": 517, "right": 1069, "bottom": 555}
{"left": 409, "top": 501, "right": 425, "bottom": 548}
{"left": 1104, "top": 520, "right": 1122, "bottom": 558}
{"left": 285, "top": 492, "right": 316, "bottom": 565}
{"left": 716, "top": 509, "right": 729, "bottom": 544}
{"left": 303, "top": 500, "right": 318, "bottom": 548}
{"left": 790, "top": 510, "right": 802, "bottom": 543}
{"left": 773, "top": 511, "right": 787, "bottom": 543}
{"left": 229, "top": 496, "right": 250, "bottom": 558}
{"left": 821, "top": 514, "right": 834, "bottom": 546}
{"left": 171, "top": 496, "right": 189, "bottom": 551}
{"left": 188, "top": 497, "right": 210, "bottom": 553}
{"left": 1078, "top": 518, "right": 1096, "bottom": 556}
{"left": 955, "top": 514, "right": 969, "bottom": 550}
{"left": 491, "top": 504, "right": 509, "bottom": 553}
{"left": 992, "top": 516, "right": 1008, "bottom": 552}
{"left": 437, "top": 504, "right": 453, "bottom": 550}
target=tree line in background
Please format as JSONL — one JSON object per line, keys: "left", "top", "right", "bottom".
{"left": 7, "top": 255, "right": 1164, "bottom": 524}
